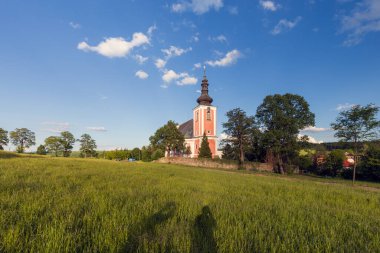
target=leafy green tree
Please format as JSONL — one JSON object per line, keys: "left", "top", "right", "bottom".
{"left": 60, "top": 131, "right": 75, "bottom": 157}
{"left": 184, "top": 145, "right": 192, "bottom": 157}
{"left": 131, "top": 147, "right": 141, "bottom": 160}
{"left": 331, "top": 104, "right": 379, "bottom": 183}
{"left": 151, "top": 149, "right": 164, "bottom": 160}
{"left": 324, "top": 150, "right": 345, "bottom": 177}
{"left": 222, "top": 108, "right": 255, "bottom": 165}
{"left": 221, "top": 143, "right": 237, "bottom": 160}
{"left": 256, "top": 94, "right": 315, "bottom": 174}
{"left": 141, "top": 146, "right": 153, "bottom": 162}
{"left": 10, "top": 128, "right": 36, "bottom": 153}
{"left": 36, "top": 145, "right": 47, "bottom": 155}
{"left": 358, "top": 144, "right": 380, "bottom": 181}
{"left": 199, "top": 132, "right": 212, "bottom": 158}
{"left": 149, "top": 120, "right": 185, "bottom": 158}
{"left": 79, "top": 134, "right": 97, "bottom": 158}
{"left": 45, "top": 136, "right": 64, "bottom": 157}
{"left": 0, "top": 128, "right": 9, "bottom": 150}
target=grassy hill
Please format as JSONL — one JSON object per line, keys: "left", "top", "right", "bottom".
{"left": 0, "top": 155, "right": 379, "bottom": 252}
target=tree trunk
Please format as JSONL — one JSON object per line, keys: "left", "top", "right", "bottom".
{"left": 239, "top": 137, "right": 244, "bottom": 166}
{"left": 353, "top": 142, "right": 358, "bottom": 184}
{"left": 278, "top": 153, "right": 285, "bottom": 174}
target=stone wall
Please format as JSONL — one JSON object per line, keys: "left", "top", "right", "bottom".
{"left": 156, "top": 157, "right": 273, "bottom": 172}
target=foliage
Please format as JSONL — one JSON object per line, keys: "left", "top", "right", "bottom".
{"left": 149, "top": 120, "right": 185, "bottom": 157}
{"left": 323, "top": 150, "right": 345, "bottom": 177}
{"left": 9, "top": 128, "right": 36, "bottom": 153}
{"left": 222, "top": 108, "right": 256, "bottom": 165}
{"left": 358, "top": 144, "right": 380, "bottom": 181}
{"left": 221, "top": 143, "right": 237, "bottom": 160}
{"left": 0, "top": 157, "right": 379, "bottom": 252}
{"left": 36, "top": 145, "right": 47, "bottom": 155}
{"left": 256, "top": 94, "right": 315, "bottom": 174}
{"left": 0, "top": 128, "right": 9, "bottom": 150}
{"left": 79, "top": 134, "right": 97, "bottom": 158}
{"left": 131, "top": 147, "right": 141, "bottom": 160}
{"left": 151, "top": 149, "right": 164, "bottom": 160}
{"left": 60, "top": 131, "right": 76, "bottom": 157}
{"left": 103, "top": 149, "right": 130, "bottom": 160}
{"left": 141, "top": 146, "right": 153, "bottom": 162}
{"left": 331, "top": 104, "right": 379, "bottom": 183}
{"left": 44, "top": 136, "right": 64, "bottom": 157}
{"left": 198, "top": 132, "right": 212, "bottom": 158}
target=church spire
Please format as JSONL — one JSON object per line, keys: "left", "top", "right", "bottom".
{"left": 196, "top": 66, "right": 213, "bottom": 106}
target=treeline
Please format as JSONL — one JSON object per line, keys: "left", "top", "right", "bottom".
{"left": 100, "top": 147, "right": 164, "bottom": 161}
{"left": 0, "top": 128, "right": 98, "bottom": 158}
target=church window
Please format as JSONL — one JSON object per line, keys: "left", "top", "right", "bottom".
{"left": 196, "top": 111, "right": 199, "bottom": 122}
{"left": 207, "top": 107, "right": 211, "bottom": 120}
{"left": 207, "top": 130, "right": 211, "bottom": 134}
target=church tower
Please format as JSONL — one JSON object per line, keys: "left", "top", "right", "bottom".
{"left": 192, "top": 67, "right": 217, "bottom": 157}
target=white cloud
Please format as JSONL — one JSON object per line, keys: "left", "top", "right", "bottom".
{"left": 147, "top": 24, "right": 157, "bottom": 37}
{"left": 206, "top": 49, "right": 241, "bottom": 67}
{"left": 209, "top": 34, "right": 227, "bottom": 43}
{"left": 301, "top": 126, "right": 330, "bottom": 132}
{"left": 69, "top": 22, "right": 81, "bottom": 29}
{"left": 86, "top": 126, "right": 107, "bottom": 132}
{"left": 162, "top": 46, "right": 192, "bottom": 58}
{"left": 260, "top": 1, "right": 280, "bottom": 11}
{"left": 135, "top": 70, "right": 149, "bottom": 79}
{"left": 171, "top": 0, "right": 223, "bottom": 15}
{"left": 178, "top": 76, "right": 198, "bottom": 85}
{"left": 228, "top": 6, "right": 238, "bottom": 15}
{"left": 298, "top": 134, "right": 324, "bottom": 144}
{"left": 41, "top": 121, "right": 70, "bottom": 133}
{"left": 340, "top": 0, "right": 380, "bottom": 46}
{"left": 271, "top": 17, "right": 302, "bottom": 35}
{"left": 191, "top": 33, "right": 200, "bottom": 42}
{"left": 155, "top": 58, "right": 167, "bottom": 69}
{"left": 134, "top": 54, "right": 148, "bottom": 64}
{"left": 336, "top": 103, "right": 356, "bottom": 111}
{"left": 194, "top": 63, "right": 202, "bottom": 68}
{"left": 162, "top": 69, "right": 197, "bottom": 86}
{"left": 77, "top": 32, "right": 149, "bottom": 58}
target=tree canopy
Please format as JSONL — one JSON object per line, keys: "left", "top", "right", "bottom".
{"left": 256, "top": 94, "right": 315, "bottom": 174}
{"left": 0, "top": 128, "right": 9, "bottom": 150}
{"left": 10, "top": 128, "right": 36, "bottom": 153}
{"left": 149, "top": 120, "right": 185, "bottom": 158}
{"left": 331, "top": 103, "right": 379, "bottom": 183}
{"left": 60, "top": 131, "right": 76, "bottom": 157}
{"left": 198, "top": 132, "right": 212, "bottom": 158}
{"left": 222, "top": 108, "right": 256, "bottom": 165}
{"left": 79, "top": 134, "right": 97, "bottom": 158}
{"left": 45, "top": 136, "right": 64, "bottom": 157}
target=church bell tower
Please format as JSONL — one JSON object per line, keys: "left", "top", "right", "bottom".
{"left": 192, "top": 67, "right": 217, "bottom": 157}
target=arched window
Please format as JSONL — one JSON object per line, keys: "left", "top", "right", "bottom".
{"left": 196, "top": 111, "right": 199, "bottom": 122}
{"left": 207, "top": 107, "right": 211, "bottom": 120}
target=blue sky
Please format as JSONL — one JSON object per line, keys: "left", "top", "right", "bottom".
{"left": 1, "top": 0, "right": 379, "bottom": 151}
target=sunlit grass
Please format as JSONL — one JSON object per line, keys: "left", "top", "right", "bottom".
{"left": 0, "top": 156, "right": 379, "bottom": 252}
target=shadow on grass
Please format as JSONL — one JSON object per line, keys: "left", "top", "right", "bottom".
{"left": 191, "top": 206, "right": 218, "bottom": 253}
{"left": 122, "top": 202, "right": 176, "bottom": 252}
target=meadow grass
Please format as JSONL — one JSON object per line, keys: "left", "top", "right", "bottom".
{"left": 0, "top": 155, "right": 380, "bottom": 252}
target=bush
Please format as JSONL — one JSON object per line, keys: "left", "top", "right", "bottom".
{"left": 151, "top": 149, "right": 164, "bottom": 160}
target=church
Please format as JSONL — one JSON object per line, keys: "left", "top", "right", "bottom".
{"left": 178, "top": 69, "right": 219, "bottom": 158}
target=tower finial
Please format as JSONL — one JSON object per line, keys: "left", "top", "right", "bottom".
{"left": 203, "top": 65, "right": 206, "bottom": 78}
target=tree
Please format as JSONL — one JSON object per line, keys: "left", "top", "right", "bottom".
{"left": 222, "top": 108, "right": 255, "bottom": 165}
{"left": 60, "top": 131, "right": 75, "bottom": 157}
{"left": 45, "top": 136, "right": 64, "bottom": 157}
{"left": 149, "top": 120, "right": 185, "bottom": 158}
{"left": 256, "top": 94, "right": 315, "bottom": 174}
{"left": 36, "top": 145, "right": 47, "bottom": 155}
{"left": 331, "top": 104, "right": 379, "bottom": 183}
{"left": 184, "top": 145, "right": 192, "bottom": 157}
{"left": 10, "top": 128, "right": 36, "bottom": 153}
{"left": 79, "top": 134, "right": 97, "bottom": 158}
{"left": 131, "top": 147, "right": 141, "bottom": 160}
{"left": 151, "top": 149, "right": 164, "bottom": 160}
{"left": 358, "top": 144, "right": 380, "bottom": 181}
{"left": 198, "top": 132, "right": 212, "bottom": 158}
{"left": 0, "top": 128, "right": 9, "bottom": 150}
{"left": 221, "top": 143, "right": 237, "bottom": 160}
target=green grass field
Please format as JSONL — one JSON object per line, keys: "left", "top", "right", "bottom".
{"left": 1, "top": 155, "right": 380, "bottom": 252}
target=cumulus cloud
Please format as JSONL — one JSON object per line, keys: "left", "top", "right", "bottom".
{"left": 336, "top": 103, "right": 356, "bottom": 111}
{"left": 147, "top": 24, "right": 157, "bottom": 37}
{"left": 301, "top": 126, "right": 330, "bottom": 132}
{"left": 298, "top": 134, "right": 324, "bottom": 144}
{"left": 260, "top": 1, "right": 280, "bottom": 11}
{"left": 155, "top": 58, "right": 167, "bottom": 69}
{"left": 209, "top": 34, "right": 228, "bottom": 43}
{"left": 271, "top": 17, "right": 302, "bottom": 35}
{"left": 77, "top": 32, "right": 149, "bottom": 58}
{"left": 162, "top": 69, "right": 197, "bottom": 86}
{"left": 206, "top": 49, "right": 241, "bottom": 67}
{"left": 86, "top": 126, "right": 107, "bottom": 132}
{"left": 135, "top": 70, "right": 149, "bottom": 79}
{"left": 69, "top": 22, "right": 81, "bottom": 29}
{"left": 339, "top": 0, "right": 380, "bottom": 46}
{"left": 171, "top": 0, "right": 223, "bottom": 15}
{"left": 134, "top": 54, "right": 148, "bottom": 64}
{"left": 162, "top": 46, "right": 192, "bottom": 58}
{"left": 194, "top": 63, "right": 202, "bottom": 68}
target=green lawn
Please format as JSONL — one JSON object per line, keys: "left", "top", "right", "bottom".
{"left": 0, "top": 156, "right": 380, "bottom": 252}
